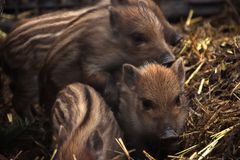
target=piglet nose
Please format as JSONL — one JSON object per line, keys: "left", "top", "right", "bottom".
{"left": 171, "top": 33, "right": 183, "bottom": 46}
{"left": 160, "top": 127, "right": 179, "bottom": 142}
{"left": 161, "top": 53, "right": 175, "bottom": 67}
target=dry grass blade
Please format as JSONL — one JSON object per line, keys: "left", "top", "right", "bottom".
{"left": 185, "top": 61, "right": 205, "bottom": 85}
{"left": 50, "top": 149, "right": 57, "bottom": 160}
{"left": 185, "top": 9, "right": 194, "bottom": 27}
{"left": 197, "top": 78, "right": 205, "bottom": 94}
{"left": 230, "top": 81, "right": 240, "bottom": 95}
{"left": 115, "top": 138, "right": 133, "bottom": 160}
{"left": 7, "top": 113, "right": 13, "bottom": 123}
{"left": 178, "top": 40, "right": 191, "bottom": 55}
{"left": 232, "top": 93, "right": 240, "bottom": 100}
{"left": 197, "top": 139, "right": 218, "bottom": 160}
{"left": 143, "top": 150, "right": 156, "bottom": 160}
{"left": 193, "top": 98, "right": 209, "bottom": 115}
{"left": 210, "top": 124, "right": 239, "bottom": 139}
{"left": 175, "top": 144, "right": 199, "bottom": 156}
{"left": 167, "top": 155, "right": 183, "bottom": 159}
{"left": 190, "top": 17, "right": 203, "bottom": 25}
{"left": 11, "top": 150, "right": 22, "bottom": 160}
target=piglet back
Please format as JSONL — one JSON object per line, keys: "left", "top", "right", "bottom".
{"left": 52, "top": 83, "right": 124, "bottom": 160}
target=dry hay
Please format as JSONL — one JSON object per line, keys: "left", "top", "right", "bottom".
{"left": 170, "top": 8, "right": 240, "bottom": 160}
{"left": 0, "top": 6, "right": 239, "bottom": 160}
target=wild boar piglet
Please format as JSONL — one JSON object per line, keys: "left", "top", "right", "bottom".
{"left": 112, "top": 0, "right": 182, "bottom": 45}
{"left": 117, "top": 57, "right": 187, "bottom": 159}
{"left": 40, "top": 2, "right": 175, "bottom": 112}
{"left": 52, "top": 83, "right": 124, "bottom": 160}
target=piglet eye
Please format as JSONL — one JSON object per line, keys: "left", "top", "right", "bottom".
{"left": 175, "top": 95, "right": 181, "bottom": 106}
{"left": 141, "top": 98, "right": 154, "bottom": 111}
{"left": 130, "top": 32, "right": 148, "bottom": 45}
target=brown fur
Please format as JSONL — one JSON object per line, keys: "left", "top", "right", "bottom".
{"left": 116, "top": 58, "right": 187, "bottom": 159}
{"left": 40, "top": 3, "right": 175, "bottom": 111}
{"left": 52, "top": 83, "right": 124, "bottom": 160}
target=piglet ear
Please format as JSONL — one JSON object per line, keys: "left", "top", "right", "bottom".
{"left": 122, "top": 64, "right": 140, "bottom": 91}
{"left": 111, "top": 0, "right": 129, "bottom": 6}
{"left": 171, "top": 57, "right": 185, "bottom": 87}
{"left": 138, "top": 0, "right": 149, "bottom": 8}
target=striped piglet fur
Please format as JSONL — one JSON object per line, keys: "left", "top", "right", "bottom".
{"left": 0, "top": 4, "right": 109, "bottom": 120}
{"left": 0, "top": 0, "right": 180, "bottom": 120}
{"left": 52, "top": 83, "right": 124, "bottom": 160}
{"left": 1, "top": 0, "right": 177, "bottom": 73}
{"left": 2, "top": 0, "right": 178, "bottom": 70}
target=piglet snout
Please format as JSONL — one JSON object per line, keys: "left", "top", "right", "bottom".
{"left": 160, "top": 127, "right": 179, "bottom": 142}
{"left": 171, "top": 33, "right": 183, "bottom": 46}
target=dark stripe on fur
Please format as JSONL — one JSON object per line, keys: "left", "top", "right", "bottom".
{"left": 79, "top": 86, "right": 92, "bottom": 128}
{"left": 55, "top": 101, "right": 66, "bottom": 124}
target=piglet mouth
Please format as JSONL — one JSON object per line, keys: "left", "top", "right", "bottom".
{"left": 162, "top": 60, "right": 174, "bottom": 67}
